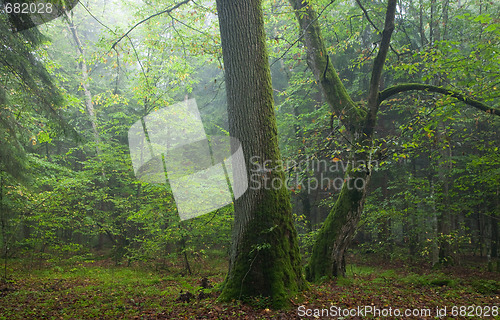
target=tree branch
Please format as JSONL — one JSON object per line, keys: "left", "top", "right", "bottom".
{"left": 111, "top": 0, "right": 190, "bottom": 50}
{"left": 288, "top": 0, "right": 363, "bottom": 133}
{"left": 364, "top": 0, "right": 397, "bottom": 135}
{"left": 355, "top": 0, "right": 400, "bottom": 58}
{"left": 379, "top": 83, "right": 500, "bottom": 116}
{"left": 355, "top": 0, "right": 380, "bottom": 33}
{"left": 270, "top": 0, "right": 337, "bottom": 68}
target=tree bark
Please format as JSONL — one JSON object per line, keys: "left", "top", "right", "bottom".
{"left": 215, "top": 0, "right": 305, "bottom": 307}
{"left": 288, "top": 0, "right": 364, "bottom": 136}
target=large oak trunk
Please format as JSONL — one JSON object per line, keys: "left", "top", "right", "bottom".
{"left": 216, "top": 0, "right": 305, "bottom": 307}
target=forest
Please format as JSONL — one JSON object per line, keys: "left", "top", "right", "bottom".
{"left": 0, "top": 0, "right": 499, "bottom": 318}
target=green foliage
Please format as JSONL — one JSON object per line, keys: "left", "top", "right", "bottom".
{"left": 401, "top": 273, "right": 457, "bottom": 288}
{"left": 472, "top": 279, "right": 500, "bottom": 294}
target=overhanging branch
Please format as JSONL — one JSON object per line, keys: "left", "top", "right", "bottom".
{"left": 379, "top": 83, "right": 500, "bottom": 116}
{"left": 111, "top": 0, "right": 190, "bottom": 50}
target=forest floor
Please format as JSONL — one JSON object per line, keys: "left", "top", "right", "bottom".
{"left": 0, "top": 253, "right": 499, "bottom": 319}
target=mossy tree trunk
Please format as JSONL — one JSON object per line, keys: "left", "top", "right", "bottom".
{"left": 289, "top": 0, "right": 499, "bottom": 281}
{"left": 305, "top": 165, "right": 371, "bottom": 280}
{"left": 288, "top": 0, "right": 396, "bottom": 281}
{"left": 215, "top": 0, "right": 305, "bottom": 307}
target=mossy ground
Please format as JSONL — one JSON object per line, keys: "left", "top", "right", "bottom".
{"left": 0, "top": 253, "right": 498, "bottom": 319}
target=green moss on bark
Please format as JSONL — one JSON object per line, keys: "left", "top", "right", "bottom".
{"left": 305, "top": 165, "right": 368, "bottom": 282}
{"left": 216, "top": 0, "right": 306, "bottom": 308}
{"left": 288, "top": 0, "right": 366, "bottom": 129}
{"left": 218, "top": 172, "right": 306, "bottom": 308}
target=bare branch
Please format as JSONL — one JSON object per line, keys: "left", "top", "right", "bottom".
{"left": 111, "top": 0, "right": 190, "bottom": 50}
{"left": 355, "top": 0, "right": 400, "bottom": 58}
{"left": 355, "top": 0, "right": 380, "bottom": 33}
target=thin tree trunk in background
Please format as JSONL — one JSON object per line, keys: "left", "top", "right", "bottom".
{"left": 429, "top": 0, "right": 442, "bottom": 46}
{"left": 180, "top": 233, "right": 192, "bottom": 276}
{"left": 436, "top": 123, "right": 453, "bottom": 265}
{"left": 215, "top": 0, "right": 305, "bottom": 307}
{"left": 491, "top": 186, "right": 499, "bottom": 272}
{"left": 0, "top": 173, "right": 7, "bottom": 281}
{"left": 66, "top": 15, "right": 105, "bottom": 177}
{"left": 489, "top": 215, "right": 498, "bottom": 272}
{"left": 419, "top": 0, "right": 427, "bottom": 47}
{"left": 442, "top": 0, "right": 449, "bottom": 40}
{"left": 428, "top": 171, "right": 440, "bottom": 266}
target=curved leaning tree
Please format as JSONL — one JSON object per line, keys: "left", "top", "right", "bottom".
{"left": 287, "top": 0, "right": 500, "bottom": 281}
